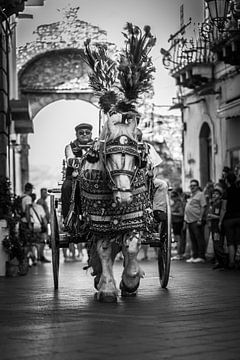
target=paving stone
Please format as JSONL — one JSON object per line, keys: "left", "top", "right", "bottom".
{"left": 0, "top": 256, "right": 240, "bottom": 360}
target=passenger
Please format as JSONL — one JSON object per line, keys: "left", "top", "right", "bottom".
{"left": 136, "top": 128, "right": 163, "bottom": 260}
{"left": 152, "top": 176, "right": 168, "bottom": 236}
{"left": 184, "top": 179, "right": 207, "bottom": 263}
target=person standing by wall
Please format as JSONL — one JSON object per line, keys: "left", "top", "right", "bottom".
{"left": 220, "top": 173, "right": 240, "bottom": 269}
{"left": 184, "top": 179, "right": 207, "bottom": 263}
{"left": 170, "top": 190, "right": 185, "bottom": 260}
{"left": 207, "top": 184, "right": 228, "bottom": 270}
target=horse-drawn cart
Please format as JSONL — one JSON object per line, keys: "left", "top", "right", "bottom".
{"left": 47, "top": 23, "right": 172, "bottom": 302}
{"left": 48, "top": 179, "right": 172, "bottom": 293}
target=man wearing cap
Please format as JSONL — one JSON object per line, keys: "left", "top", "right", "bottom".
{"left": 61, "top": 123, "right": 94, "bottom": 224}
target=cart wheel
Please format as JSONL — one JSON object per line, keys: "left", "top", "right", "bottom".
{"left": 50, "top": 195, "right": 60, "bottom": 290}
{"left": 158, "top": 191, "right": 172, "bottom": 288}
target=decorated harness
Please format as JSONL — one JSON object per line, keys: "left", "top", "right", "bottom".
{"left": 79, "top": 135, "right": 153, "bottom": 235}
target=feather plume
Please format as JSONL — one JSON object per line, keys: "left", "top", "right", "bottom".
{"left": 82, "top": 39, "right": 118, "bottom": 95}
{"left": 81, "top": 24, "right": 156, "bottom": 115}
{"left": 117, "top": 23, "right": 156, "bottom": 102}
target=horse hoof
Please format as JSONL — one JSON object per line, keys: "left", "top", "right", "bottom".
{"left": 97, "top": 291, "right": 118, "bottom": 303}
{"left": 120, "top": 280, "right": 138, "bottom": 297}
{"left": 94, "top": 276, "right": 100, "bottom": 290}
{"left": 121, "top": 289, "right": 137, "bottom": 297}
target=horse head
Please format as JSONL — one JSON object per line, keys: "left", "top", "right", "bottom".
{"left": 100, "top": 112, "right": 139, "bottom": 205}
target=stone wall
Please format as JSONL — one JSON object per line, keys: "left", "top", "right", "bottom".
{"left": 20, "top": 49, "right": 90, "bottom": 91}
{"left": 17, "top": 7, "right": 115, "bottom": 74}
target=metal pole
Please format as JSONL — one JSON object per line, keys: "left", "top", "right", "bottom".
{"left": 11, "top": 140, "right": 16, "bottom": 195}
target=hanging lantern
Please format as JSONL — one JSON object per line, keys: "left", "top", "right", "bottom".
{"left": 205, "top": 0, "right": 231, "bottom": 30}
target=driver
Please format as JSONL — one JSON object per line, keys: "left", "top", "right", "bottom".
{"left": 61, "top": 123, "right": 94, "bottom": 226}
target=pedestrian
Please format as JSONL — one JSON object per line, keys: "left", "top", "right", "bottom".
{"left": 18, "top": 182, "right": 34, "bottom": 274}
{"left": 220, "top": 172, "right": 240, "bottom": 269}
{"left": 218, "top": 166, "right": 231, "bottom": 195}
{"left": 207, "top": 184, "right": 228, "bottom": 270}
{"left": 37, "top": 188, "right": 50, "bottom": 223}
{"left": 184, "top": 179, "right": 207, "bottom": 263}
{"left": 32, "top": 193, "right": 50, "bottom": 263}
{"left": 203, "top": 180, "right": 214, "bottom": 256}
{"left": 19, "top": 182, "right": 34, "bottom": 245}
{"left": 170, "top": 190, "right": 185, "bottom": 260}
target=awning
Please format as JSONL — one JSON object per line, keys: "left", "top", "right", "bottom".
{"left": 25, "top": 0, "right": 45, "bottom": 5}
{"left": 217, "top": 98, "right": 240, "bottom": 119}
{"left": 10, "top": 99, "right": 34, "bottom": 134}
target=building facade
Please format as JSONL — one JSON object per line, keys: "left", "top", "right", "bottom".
{"left": 161, "top": 0, "right": 240, "bottom": 189}
{"left": 0, "top": 0, "right": 46, "bottom": 195}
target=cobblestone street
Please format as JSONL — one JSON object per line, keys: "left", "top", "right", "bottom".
{"left": 1, "top": 250, "right": 240, "bottom": 360}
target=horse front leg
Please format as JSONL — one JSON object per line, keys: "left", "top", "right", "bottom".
{"left": 96, "top": 239, "right": 118, "bottom": 303}
{"left": 121, "top": 231, "right": 145, "bottom": 296}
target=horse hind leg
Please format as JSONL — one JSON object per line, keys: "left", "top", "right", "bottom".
{"left": 96, "top": 239, "right": 118, "bottom": 303}
{"left": 121, "top": 231, "right": 145, "bottom": 297}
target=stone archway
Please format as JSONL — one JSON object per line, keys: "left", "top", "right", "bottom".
{"left": 16, "top": 6, "right": 116, "bottom": 188}
{"left": 199, "top": 122, "right": 212, "bottom": 187}
{"left": 19, "top": 48, "right": 99, "bottom": 118}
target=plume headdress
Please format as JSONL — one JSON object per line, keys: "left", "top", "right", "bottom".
{"left": 82, "top": 24, "right": 156, "bottom": 117}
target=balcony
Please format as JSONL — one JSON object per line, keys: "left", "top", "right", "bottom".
{"left": 161, "top": 22, "right": 215, "bottom": 91}
{"left": 210, "top": 28, "right": 240, "bottom": 65}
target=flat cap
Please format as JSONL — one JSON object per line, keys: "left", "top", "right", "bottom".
{"left": 75, "top": 123, "right": 93, "bottom": 132}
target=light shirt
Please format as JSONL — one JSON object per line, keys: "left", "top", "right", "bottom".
{"left": 37, "top": 198, "right": 50, "bottom": 222}
{"left": 30, "top": 203, "right": 45, "bottom": 232}
{"left": 184, "top": 190, "right": 207, "bottom": 223}
{"left": 21, "top": 195, "right": 32, "bottom": 223}
{"left": 147, "top": 144, "right": 162, "bottom": 169}
{"left": 153, "top": 178, "right": 168, "bottom": 212}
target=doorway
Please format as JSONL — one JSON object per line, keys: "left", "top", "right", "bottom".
{"left": 199, "top": 122, "right": 212, "bottom": 187}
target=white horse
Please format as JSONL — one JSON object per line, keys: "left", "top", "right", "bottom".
{"left": 79, "top": 113, "right": 152, "bottom": 302}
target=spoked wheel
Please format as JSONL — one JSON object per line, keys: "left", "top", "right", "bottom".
{"left": 49, "top": 194, "right": 60, "bottom": 290}
{"left": 158, "top": 192, "right": 172, "bottom": 288}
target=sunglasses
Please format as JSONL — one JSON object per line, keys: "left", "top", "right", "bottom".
{"left": 78, "top": 130, "right": 91, "bottom": 135}
{"left": 190, "top": 184, "right": 198, "bottom": 187}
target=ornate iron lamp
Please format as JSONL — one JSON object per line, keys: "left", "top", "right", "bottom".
{"left": 205, "top": 0, "right": 231, "bottom": 30}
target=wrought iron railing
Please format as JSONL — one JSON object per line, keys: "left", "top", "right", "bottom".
{"left": 161, "top": 21, "right": 215, "bottom": 75}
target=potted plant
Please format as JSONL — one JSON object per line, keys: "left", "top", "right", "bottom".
{"left": 0, "top": 177, "right": 28, "bottom": 276}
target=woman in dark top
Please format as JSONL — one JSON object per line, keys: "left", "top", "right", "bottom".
{"left": 219, "top": 173, "right": 240, "bottom": 268}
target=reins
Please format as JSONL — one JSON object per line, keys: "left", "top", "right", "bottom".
{"left": 99, "top": 135, "right": 140, "bottom": 193}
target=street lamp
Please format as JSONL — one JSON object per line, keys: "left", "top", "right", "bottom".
{"left": 205, "top": 0, "right": 231, "bottom": 31}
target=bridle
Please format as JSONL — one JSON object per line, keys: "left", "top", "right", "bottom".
{"left": 100, "top": 135, "right": 141, "bottom": 193}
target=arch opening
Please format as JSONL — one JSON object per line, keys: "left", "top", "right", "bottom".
{"left": 199, "top": 122, "right": 212, "bottom": 187}
{"left": 28, "top": 99, "right": 99, "bottom": 195}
